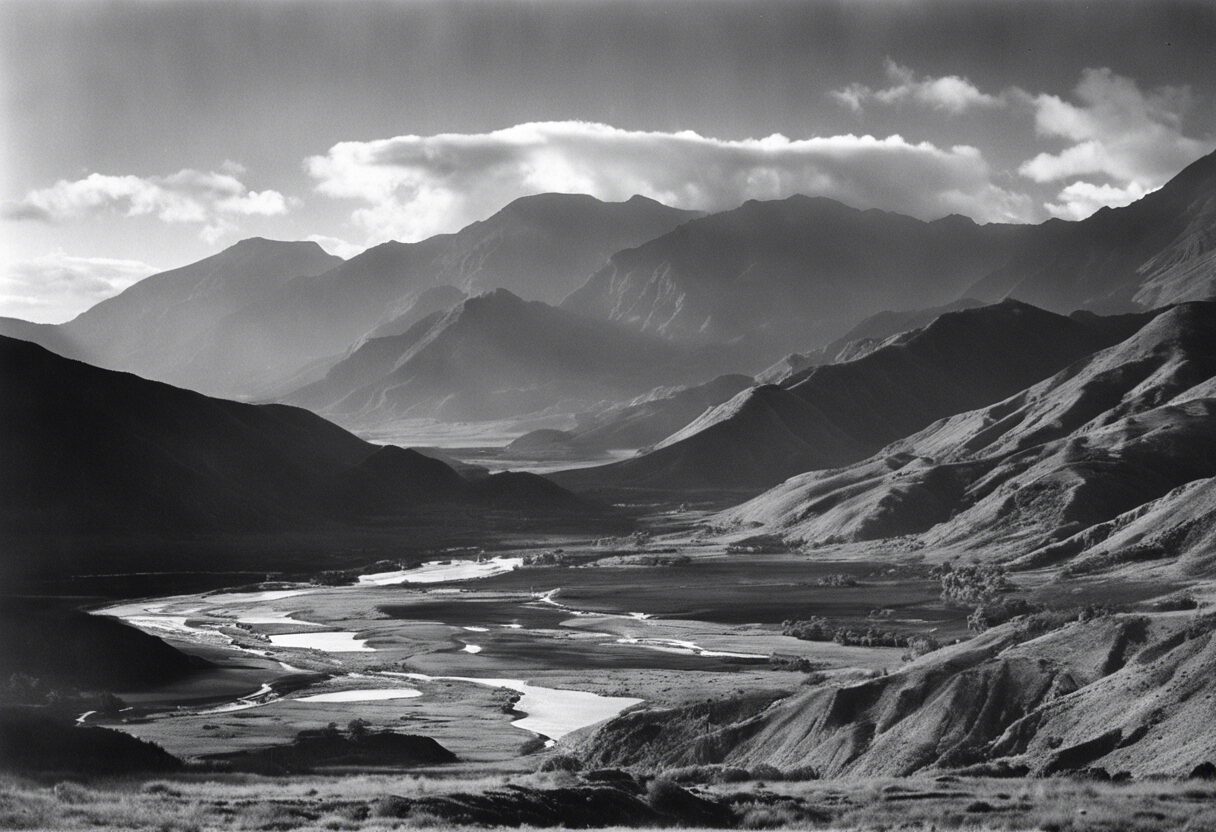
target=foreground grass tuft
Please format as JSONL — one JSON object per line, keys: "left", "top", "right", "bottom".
{"left": 4, "top": 772, "right": 1216, "bottom": 830}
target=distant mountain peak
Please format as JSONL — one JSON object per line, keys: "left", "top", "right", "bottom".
{"left": 225, "top": 236, "right": 325, "bottom": 252}
{"left": 468, "top": 286, "right": 526, "bottom": 304}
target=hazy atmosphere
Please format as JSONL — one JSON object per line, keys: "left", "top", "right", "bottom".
{"left": 2, "top": 0, "right": 1214, "bottom": 321}
{"left": 5, "top": 2, "right": 1216, "bottom": 831}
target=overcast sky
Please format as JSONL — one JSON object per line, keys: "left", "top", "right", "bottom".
{"left": 2, "top": 0, "right": 1215, "bottom": 322}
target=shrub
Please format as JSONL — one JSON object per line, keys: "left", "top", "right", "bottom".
{"left": 749, "top": 763, "right": 783, "bottom": 781}
{"left": 739, "top": 804, "right": 801, "bottom": 828}
{"left": 52, "top": 782, "right": 95, "bottom": 805}
{"left": 538, "top": 753, "right": 582, "bottom": 772}
{"left": 1078, "top": 602, "right": 1119, "bottom": 622}
{"left": 659, "top": 765, "right": 710, "bottom": 783}
{"left": 902, "top": 635, "right": 941, "bottom": 661}
{"left": 645, "top": 777, "right": 687, "bottom": 812}
{"left": 969, "top": 597, "right": 1039, "bottom": 632}
{"left": 518, "top": 736, "right": 548, "bottom": 755}
{"left": 373, "top": 795, "right": 411, "bottom": 819}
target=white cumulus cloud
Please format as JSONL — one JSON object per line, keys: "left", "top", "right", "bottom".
{"left": 0, "top": 252, "right": 158, "bottom": 324}
{"left": 3, "top": 167, "right": 294, "bottom": 243}
{"left": 306, "top": 120, "right": 1035, "bottom": 241}
{"left": 831, "top": 60, "right": 1004, "bottom": 115}
{"left": 304, "top": 234, "right": 364, "bottom": 259}
{"left": 1042, "top": 180, "right": 1151, "bottom": 221}
{"left": 1018, "top": 68, "right": 1212, "bottom": 219}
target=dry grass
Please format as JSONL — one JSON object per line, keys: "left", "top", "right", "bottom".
{"left": 3, "top": 772, "right": 1215, "bottom": 831}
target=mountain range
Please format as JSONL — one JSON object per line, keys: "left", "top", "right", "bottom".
{"left": 285, "top": 288, "right": 731, "bottom": 425}
{"left": 715, "top": 301, "right": 1216, "bottom": 571}
{"left": 561, "top": 196, "right": 1029, "bottom": 362}
{"left": 552, "top": 300, "right": 1148, "bottom": 494}
{"left": 2, "top": 194, "right": 696, "bottom": 399}
{"left": 3, "top": 149, "right": 1213, "bottom": 430}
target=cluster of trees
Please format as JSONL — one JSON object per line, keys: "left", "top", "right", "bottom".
{"left": 522, "top": 550, "right": 571, "bottom": 567}
{"left": 816, "top": 573, "right": 860, "bottom": 587}
{"left": 1, "top": 672, "right": 127, "bottom": 713}
{"left": 629, "top": 553, "right": 692, "bottom": 567}
{"left": 725, "top": 535, "right": 790, "bottom": 554}
{"left": 766, "top": 655, "right": 829, "bottom": 673}
{"left": 781, "top": 616, "right": 924, "bottom": 650}
{"left": 936, "top": 562, "right": 1012, "bottom": 606}
{"left": 936, "top": 562, "right": 1035, "bottom": 633}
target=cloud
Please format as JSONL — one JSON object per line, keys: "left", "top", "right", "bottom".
{"left": 1042, "top": 180, "right": 1151, "bottom": 221}
{"left": 306, "top": 120, "right": 1035, "bottom": 241}
{"left": 3, "top": 167, "right": 293, "bottom": 242}
{"left": 305, "top": 234, "right": 364, "bottom": 259}
{"left": 0, "top": 252, "right": 157, "bottom": 324}
{"left": 1018, "top": 68, "right": 1212, "bottom": 219}
{"left": 831, "top": 60, "right": 1004, "bottom": 115}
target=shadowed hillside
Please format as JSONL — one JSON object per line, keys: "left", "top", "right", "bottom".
{"left": 971, "top": 149, "right": 1216, "bottom": 312}
{"left": 757, "top": 298, "right": 986, "bottom": 384}
{"left": 554, "top": 301, "right": 1143, "bottom": 494}
{"left": 0, "top": 335, "right": 607, "bottom": 579}
{"left": 562, "top": 196, "right": 1029, "bottom": 361}
{"left": 715, "top": 302, "right": 1216, "bottom": 568}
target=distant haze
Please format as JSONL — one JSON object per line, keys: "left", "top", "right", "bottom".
{"left": 1, "top": 0, "right": 1215, "bottom": 321}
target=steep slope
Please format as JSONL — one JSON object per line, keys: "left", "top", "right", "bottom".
{"left": 1030, "top": 476, "right": 1216, "bottom": 577}
{"left": 185, "top": 195, "right": 699, "bottom": 397}
{"left": 359, "top": 285, "right": 467, "bottom": 341}
{"left": 757, "top": 298, "right": 986, "bottom": 384}
{"left": 971, "top": 148, "right": 1216, "bottom": 312}
{"left": 717, "top": 302, "right": 1216, "bottom": 564}
{"left": 555, "top": 301, "right": 1135, "bottom": 494}
{"left": 562, "top": 197, "right": 1029, "bottom": 360}
{"left": 576, "top": 610, "right": 1216, "bottom": 779}
{"left": 0, "top": 335, "right": 599, "bottom": 572}
{"left": 287, "top": 289, "right": 726, "bottom": 425}
{"left": 56, "top": 238, "right": 343, "bottom": 390}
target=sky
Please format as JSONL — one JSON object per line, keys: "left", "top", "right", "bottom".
{"left": 2, "top": 0, "right": 1215, "bottom": 323}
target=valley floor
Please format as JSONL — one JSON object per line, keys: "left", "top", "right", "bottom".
{"left": 7, "top": 508, "right": 1212, "bottom": 831}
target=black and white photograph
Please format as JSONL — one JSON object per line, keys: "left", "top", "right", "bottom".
{"left": 2, "top": 0, "right": 1216, "bottom": 829}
